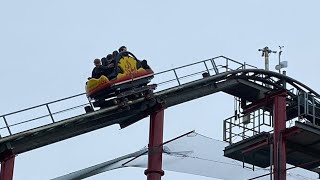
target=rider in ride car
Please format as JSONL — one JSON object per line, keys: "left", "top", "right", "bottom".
{"left": 106, "top": 54, "right": 118, "bottom": 79}
{"left": 101, "top": 57, "right": 107, "bottom": 66}
{"left": 118, "top": 46, "right": 127, "bottom": 53}
{"left": 118, "top": 46, "right": 130, "bottom": 57}
{"left": 101, "top": 54, "right": 112, "bottom": 66}
{"left": 91, "top": 58, "right": 112, "bottom": 79}
{"left": 119, "top": 45, "right": 150, "bottom": 69}
{"left": 106, "top": 54, "right": 114, "bottom": 65}
{"left": 112, "top": 50, "right": 119, "bottom": 61}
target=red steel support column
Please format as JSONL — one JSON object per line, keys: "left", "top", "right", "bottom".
{"left": 145, "top": 109, "right": 164, "bottom": 180}
{"left": 0, "top": 152, "right": 15, "bottom": 180}
{"left": 273, "top": 93, "right": 287, "bottom": 180}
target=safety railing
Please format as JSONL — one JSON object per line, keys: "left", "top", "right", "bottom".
{"left": 223, "top": 109, "right": 273, "bottom": 144}
{"left": 153, "top": 56, "right": 256, "bottom": 91}
{"left": 297, "top": 91, "right": 320, "bottom": 126}
{"left": 223, "top": 90, "right": 320, "bottom": 145}
{"left": 0, "top": 56, "right": 256, "bottom": 137}
{"left": 0, "top": 93, "right": 91, "bottom": 137}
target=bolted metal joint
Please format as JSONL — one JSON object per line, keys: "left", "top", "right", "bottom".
{"left": 153, "top": 98, "right": 166, "bottom": 111}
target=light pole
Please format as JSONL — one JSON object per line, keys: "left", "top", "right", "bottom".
{"left": 258, "top": 46, "right": 277, "bottom": 71}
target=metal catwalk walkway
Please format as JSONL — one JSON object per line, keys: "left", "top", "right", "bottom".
{"left": 1, "top": 55, "right": 320, "bottom": 176}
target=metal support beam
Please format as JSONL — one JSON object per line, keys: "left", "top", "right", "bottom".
{"left": 145, "top": 109, "right": 164, "bottom": 180}
{"left": 286, "top": 141, "right": 320, "bottom": 169}
{"left": 242, "top": 90, "right": 286, "bottom": 115}
{"left": 273, "top": 93, "right": 287, "bottom": 180}
{"left": 0, "top": 150, "right": 15, "bottom": 180}
{"left": 282, "top": 126, "right": 301, "bottom": 139}
{"left": 242, "top": 138, "right": 269, "bottom": 154}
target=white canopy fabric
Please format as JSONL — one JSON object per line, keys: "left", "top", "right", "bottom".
{"left": 52, "top": 131, "right": 318, "bottom": 180}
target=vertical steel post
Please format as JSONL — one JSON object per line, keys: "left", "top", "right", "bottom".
{"left": 229, "top": 119, "right": 232, "bottom": 144}
{"left": 203, "top": 61, "right": 210, "bottom": 74}
{"left": 0, "top": 152, "right": 15, "bottom": 180}
{"left": 298, "top": 91, "right": 301, "bottom": 121}
{"left": 2, "top": 117, "right": 12, "bottom": 136}
{"left": 46, "top": 104, "right": 55, "bottom": 123}
{"left": 210, "top": 58, "right": 219, "bottom": 74}
{"left": 265, "top": 52, "right": 270, "bottom": 71}
{"left": 273, "top": 93, "right": 287, "bottom": 180}
{"left": 145, "top": 109, "right": 164, "bottom": 180}
{"left": 223, "top": 119, "right": 226, "bottom": 142}
{"left": 225, "top": 58, "right": 229, "bottom": 71}
{"left": 270, "top": 143, "right": 273, "bottom": 180}
{"left": 173, "top": 69, "right": 180, "bottom": 86}
{"left": 313, "top": 96, "right": 315, "bottom": 125}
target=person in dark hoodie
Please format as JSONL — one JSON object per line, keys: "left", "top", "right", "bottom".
{"left": 118, "top": 45, "right": 127, "bottom": 53}
{"left": 112, "top": 50, "right": 119, "bottom": 61}
{"left": 91, "top": 58, "right": 112, "bottom": 79}
{"left": 118, "top": 45, "right": 130, "bottom": 57}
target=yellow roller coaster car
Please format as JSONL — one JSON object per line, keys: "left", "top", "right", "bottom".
{"left": 85, "top": 52, "right": 154, "bottom": 108}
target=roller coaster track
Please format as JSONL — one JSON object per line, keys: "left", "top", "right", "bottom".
{"left": 0, "top": 56, "right": 319, "bottom": 160}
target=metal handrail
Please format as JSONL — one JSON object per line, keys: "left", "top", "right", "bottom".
{"left": 0, "top": 56, "right": 254, "bottom": 137}
{"left": 297, "top": 90, "right": 320, "bottom": 125}
{"left": 223, "top": 109, "right": 273, "bottom": 144}
{"left": 1, "top": 53, "right": 320, "bottom": 142}
{"left": 8, "top": 103, "right": 90, "bottom": 129}
{"left": 0, "top": 92, "right": 86, "bottom": 118}
{"left": 224, "top": 89, "right": 320, "bottom": 145}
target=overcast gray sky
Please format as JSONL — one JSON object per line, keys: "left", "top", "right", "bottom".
{"left": 1, "top": 0, "right": 320, "bottom": 179}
